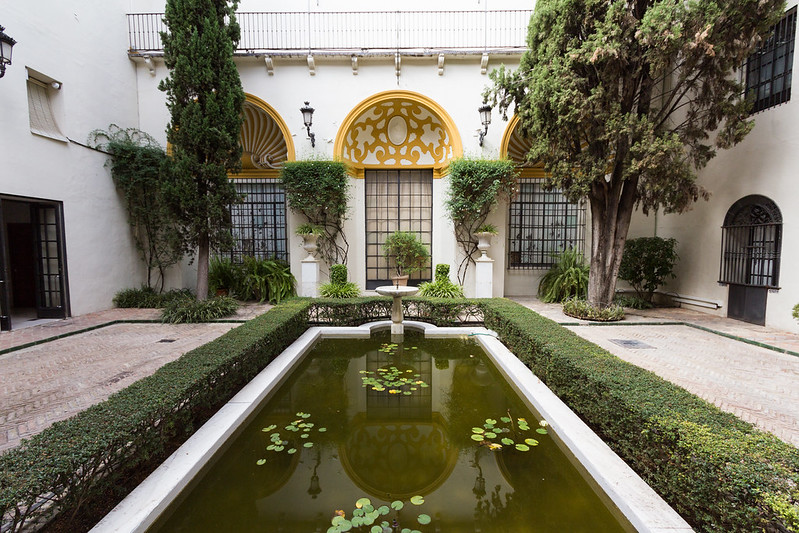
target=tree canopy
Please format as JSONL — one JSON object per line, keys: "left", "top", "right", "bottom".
{"left": 159, "top": 0, "right": 245, "bottom": 299}
{"left": 487, "top": 0, "right": 784, "bottom": 307}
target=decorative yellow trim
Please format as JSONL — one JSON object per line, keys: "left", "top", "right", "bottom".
{"left": 334, "top": 90, "right": 463, "bottom": 178}
{"left": 243, "top": 93, "right": 296, "bottom": 162}
{"left": 500, "top": 114, "right": 547, "bottom": 178}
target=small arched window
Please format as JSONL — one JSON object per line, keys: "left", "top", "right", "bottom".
{"left": 719, "top": 195, "right": 782, "bottom": 288}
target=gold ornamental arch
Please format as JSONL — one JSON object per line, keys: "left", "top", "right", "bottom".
{"left": 500, "top": 114, "right": 547, "bottom": 179}
{"left": 334, "top": 90, "right": 463, "bottom": 179}
{"left": 236, "top": 93, "right": 295, "bottom": 178}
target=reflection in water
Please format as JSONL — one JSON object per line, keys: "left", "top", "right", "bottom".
{"left": 151, "top": 330, "right": 628, "bottom": 533}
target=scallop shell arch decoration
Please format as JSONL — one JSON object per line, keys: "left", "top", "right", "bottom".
{"left": 240, "top": 100, "right": 289, "bottom": 171}
{"left": 341, "top": 99, "right": 455, "bottom": 168}
{"left": 503, "top": 116, "right": 546, "bottom": 178}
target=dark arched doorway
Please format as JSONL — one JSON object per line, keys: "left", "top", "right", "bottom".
{"left": 719, "top": 195, "right": 782, "bottom": 325}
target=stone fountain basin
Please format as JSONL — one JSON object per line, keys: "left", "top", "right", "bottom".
{"left": 375, "top": 285, "right": 419, "bottom": 297}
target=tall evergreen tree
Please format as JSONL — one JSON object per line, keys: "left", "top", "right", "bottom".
{"left": 159, "top": 0, "right": 244, "bottom": 300}
{"left": 488, "top": 0, "right": 784, "bottom": 308}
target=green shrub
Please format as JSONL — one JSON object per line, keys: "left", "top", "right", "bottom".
{"left": 233, "top": 256, "right": 296, "bottom": 304}
{"left": 793, "top": 303, "right": 799, "bottom": 321}
{"left": 208, "top": 256, "right": 239, "bottom": 296}
{"left": 383, "top": 231, "right": 430, "bottom": 277}
{"left": 160, "top": 296, "right": 239, "bottom": 323}
{"left": 618, "top": 237, "right": 678, "bottom": 303}
{"left": 480, "top": 299, "right": 799, "bottom": 533}
{"left": 537, "top": 248, "right": 589, "bottom": 303}
{"left": 113, "top": 286, "right": 193, "bottom": 308}
{"left": 319, "top": 264, "right": 360, "bottom": 299}
{"left": 562, "top": 297, "right": 624, "bottom": 321}
{"left": 614, "top": 293, "right": 654, "bottom": 309}
{"left": 0, "top": 299, "right": 313, "bottom": 532}
{"left": 418, "top": 264, "right": 464, "bottom": 298}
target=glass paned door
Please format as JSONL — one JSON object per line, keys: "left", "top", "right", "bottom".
{"left": 32, "top": 204, "right": 66, "bottom": 318}
{"left": 0, "top": 202, "right": 10, "bottom": 330}
{"left": 365, "top": 169, "right": 433, "bottom": 289}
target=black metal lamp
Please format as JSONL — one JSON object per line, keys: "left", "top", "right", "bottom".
{"left": 300, "top": 101, "right": 316, "bottom": 148}
{"left": 0, "top": 26, "right": 17, "bottom": 79}
{"left": 478, "top": 104, "right": 492, "bottom": 146}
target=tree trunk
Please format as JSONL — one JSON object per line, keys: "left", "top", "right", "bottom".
{"left": 196, "top": 232, "right": 209, "bottom": 301}
{"left": 586, "top": 176, "right": 638, "bottom": 309}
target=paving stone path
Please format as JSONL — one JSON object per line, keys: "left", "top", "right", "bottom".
{"left": 0, "top": 303, "right": 270, "bottom": 452}
{"left": 512, "top": 298, "right": 799, "bottom": 447}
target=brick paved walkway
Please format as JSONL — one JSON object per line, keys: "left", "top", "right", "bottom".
{"left": 0, "top": 303, "right": 270, "bottom": 452}
{"left": 511, "top": 298, "right": 799, "bottom": 447}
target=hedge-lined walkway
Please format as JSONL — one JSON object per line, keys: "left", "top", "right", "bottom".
{"left": 512, "top": 297, "right": 799, "bottom": 447}
{"left": 0, "top": 303, "right": 271, "bottom": 452}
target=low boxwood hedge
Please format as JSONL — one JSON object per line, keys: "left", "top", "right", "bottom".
{"left": 0, "top": 298, "right": 313, "bottom": 532}
{"left": 480, "top": 298, "right": 799, "bottom": 533}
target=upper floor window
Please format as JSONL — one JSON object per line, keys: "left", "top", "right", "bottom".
{"left": 745, "top": 7, "right": 797, "bottom": 113}
{"left": 26, "top": 69, "right": 66, "bottom": 142}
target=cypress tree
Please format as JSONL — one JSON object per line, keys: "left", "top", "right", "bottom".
{"left": 159, "top": 0, "right": 244, "bottom": 300}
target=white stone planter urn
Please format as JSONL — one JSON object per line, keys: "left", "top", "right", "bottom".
{"left": 300, "top": 233, "right": 319, "bottom": 259}
{"left": 475, "top": 231, "right": 495, "bottom": 258}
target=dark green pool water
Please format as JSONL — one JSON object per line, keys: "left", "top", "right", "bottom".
{"left": 150, "top": 330, "right": 629, "bottom": 532}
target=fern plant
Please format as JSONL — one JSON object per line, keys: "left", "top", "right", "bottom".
{"left": 537, "top": 248, "right": 589, "bottom": 303}
{"left": 320, "top": 264, "right": 360, "bottom": 298}
{"left": 418, "top": 264, "right": 464, "bottom": 298}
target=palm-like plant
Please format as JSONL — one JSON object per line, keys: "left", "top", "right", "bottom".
{"left": 537, "top": 248, "right": 589, "bottom": 303}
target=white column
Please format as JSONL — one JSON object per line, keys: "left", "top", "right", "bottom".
{"left": 300, "top": 258, "right": 319, "bottom": 297}
{"left": 474, "top": 256, "right": 494, "bottom": 298}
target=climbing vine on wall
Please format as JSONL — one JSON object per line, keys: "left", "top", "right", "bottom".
{"left": 445, "top": 158, "right": 517, "bottom": 284}
{"left": 280, "top": 160, "right": 350, "bottom": 266}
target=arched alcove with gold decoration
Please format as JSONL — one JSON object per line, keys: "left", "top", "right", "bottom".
{"left": 226, "top": 94, "right": 295, "bottom": 263}
{"left": 499, "top": 115, "right": 586, "bottom": 276}
{"left": 336, "top": 91, "right": 463, "bottom": 288}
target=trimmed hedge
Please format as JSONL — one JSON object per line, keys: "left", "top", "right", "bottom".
{"left": 481, "top": 299, "right": 799, "bottom": 533}
{"left": 307, "top": 297, "right": 483, "bottom": 327}
{"left": 0, "top": 299, "right": 313, "bottom": 532}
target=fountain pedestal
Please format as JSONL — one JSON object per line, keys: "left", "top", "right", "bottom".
{"left": 375, "top": 285, "right": 419, "bottom": 338}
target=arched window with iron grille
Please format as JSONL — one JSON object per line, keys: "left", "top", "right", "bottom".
{"left": 719, "top": 195, "right": 782, "bottom": 325}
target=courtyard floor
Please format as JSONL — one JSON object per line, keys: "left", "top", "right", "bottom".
{"left": 0, "top": 298, "right": 797, "bottom": 452}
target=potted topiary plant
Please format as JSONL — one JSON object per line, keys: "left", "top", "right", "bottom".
{"left": 296, "top": 223, "right": 323, "bottom": 259}
{"left": 474, "top": 223, "right": 498, "bottom": 258}
{"left": 383, "top": 231, "right": 429, "bottom": 286}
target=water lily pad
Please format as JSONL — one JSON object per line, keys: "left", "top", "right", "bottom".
{"left": 266, "top": 444, "right": 275, "bottom": 451}
{"left": 301, "top": 433, "right": 310, "bottom": 438}
{"left": 536, "top": 428, "right": 548, "bottom": 435}
{"left": 470, "top": 434, "right": 485, "bottom": 442}
{"left": 262, "top": 424, "right": 277, "bottom": 432}
{"left": 485, "top": 418, "right": 497, "bottom": 425}
{"left": 417, "top": 514, "right": 431, "bottom": 525}
{"left": 287, "top": 448, "right": 297, "bottom": 454}
{"left": 355, "top": 497, "right": 371, "bottom": 509}
{"left": 410, "top": 495, "right": 425, "bottom": 505}
{"left": 472, "top": 427, "right": 485, "bottom": 434}
{"left": 501, "top": 438, "right": 514, "bottom": 446}
{"left": 304, "top": 442, "right": 314, "bottom": 448}
{"left": 318, "top": 427, "right": 327, "bottom": 432}
{"left": 256, "top": 459, "right": 266, "bottom": 465}
{"left": 391, "top": 500, "right": 404, "bottom": 510}
{"left": 515, "top": 443, "right": 530, "bottom": 452}
{"left": 378, "top": 505, "right": 390, "bottom": 515}
{"left": 371, "top": 527, "right": 383, "bottom": 533}
{"left": 500, "top": 417, "right": 511, "bottom": 423}
{"left": 353, "top": 508, "right": 364, "bottom": 517}
{"left": 332, "top": 515, "right": 346, "bottom": 526}
{"left": 524, "top": 438, "right": 539, "bottom": 446}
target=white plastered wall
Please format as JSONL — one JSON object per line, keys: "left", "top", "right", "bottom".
{"left": 1, "top": 0, "right": 146, "bottom": 316}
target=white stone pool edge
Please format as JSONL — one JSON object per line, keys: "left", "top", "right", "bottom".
{"left": 91, "top": 321, "right": 693, "bottom": 533}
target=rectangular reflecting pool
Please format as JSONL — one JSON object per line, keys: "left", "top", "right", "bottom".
{"left": 95, "top": 323, "right": 691, "bottom": 533}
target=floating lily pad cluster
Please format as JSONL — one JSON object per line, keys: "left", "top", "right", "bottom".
{"left": 359, "top": 366, "right": 428, "bottom": 395}
{"left": 378, "top": 343, "right": 419, "bottom": 355}
{"left": 256, "top": 412, "right": 327, "bottom": 464}
{"left": 328, "top": 495, "right": 430, "bottom": 533}
{"left": 470, "top": 416, "right": 549, "bottom": 452}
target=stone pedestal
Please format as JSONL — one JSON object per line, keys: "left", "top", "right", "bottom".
{"left": 474, "top": 256, "right": 494, "bottom": 298}
{"left": 375, "top": 285, "right": 419, "bottom": 339}
{"left": 301, "top": 258, "right": 319, "bottom": 297}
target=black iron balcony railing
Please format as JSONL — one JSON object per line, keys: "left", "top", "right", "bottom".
{"left": 127, "top": 10, "right": 532, "bottom": 55}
